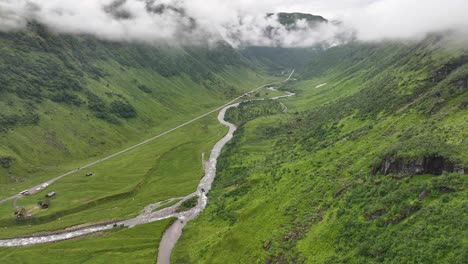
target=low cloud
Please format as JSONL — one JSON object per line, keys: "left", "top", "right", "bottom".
{"left": 343, "top": 0, "right": 468, "bottom": 41}
{"left": 0, "top": 0, "right": 467, "bottom": 47}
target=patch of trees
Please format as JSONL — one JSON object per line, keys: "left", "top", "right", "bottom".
{"left": 0, "top": 156, "right": 14, "bottom": 168}
{"left": 225, "top": 100, "right": 284, "bottom": 125}
{"left": 51, "top": 91, "right": 82, "bottom": 106}
{"left": 176, "top": 196, "right": 199, "bottom": 212}
{"left": 86, "top": 92, "right": 137, "bottom": 123}
{"left": 0, "top": 113, "right": 40, "bottom": 132}
{"left": 110, "top": 100, "right": 137, "bottom": 118}
{"left": 137, "top": 84, "right": 152, "bottom": 94}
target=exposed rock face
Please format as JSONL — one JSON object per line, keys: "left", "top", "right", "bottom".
{"left": 372, "top": 156, "right": 465, "bottom": 176}
{"left": 431, "top": 55, "right": 468, "bottom": 83}
{"left": 364, "top": 209, "right": 386, "bottom": 221}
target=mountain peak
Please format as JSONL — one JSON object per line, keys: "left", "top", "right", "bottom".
{"left": 268, "top": 12, "right": 328, "bottom": 27}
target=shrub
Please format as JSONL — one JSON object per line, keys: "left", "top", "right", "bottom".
{"left": 0, "top": 156, "right": 14, "bottom": 168}
{"left": 110, "top": 100, "right": 137, "bottom": 119}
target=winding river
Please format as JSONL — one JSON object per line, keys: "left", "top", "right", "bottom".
{"left": 157, "top": 90, "right": 295, "bottom": 264}
{"left": 0, "top": 72, "right": 295, "bottom": 264}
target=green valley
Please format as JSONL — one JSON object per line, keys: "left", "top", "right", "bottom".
{"left": 0, "top": 4, "right": 466, "bottom": 264}
{"left": 173, "top": 38, "right": 467, "bottom": 263}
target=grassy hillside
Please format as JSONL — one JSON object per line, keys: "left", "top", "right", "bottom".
{"left": 0, "top": 22, "right": 272, "bottom": 197}
{"left": 173, "top": 37, "right": 467, "bottom": 263}
{"left": 242, "top": 46, "right": 319, "bottom": 73}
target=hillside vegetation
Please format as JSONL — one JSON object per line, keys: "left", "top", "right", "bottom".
{"left": 0, "top": 17, "right": 466, "bottom": 264}
{"left": 0, "top": 22, "right": 270, "bottom": 195}
{"left": 173, "top": 36, "right": 467, "bottom": 263}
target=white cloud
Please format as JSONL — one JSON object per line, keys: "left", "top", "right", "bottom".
{"left": 0, "top": 0, "right": 467, "bottom": 47}
{"left": 343, "top": 0, "right": 468, "bottom": 41}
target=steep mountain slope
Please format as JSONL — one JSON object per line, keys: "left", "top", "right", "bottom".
{"left": 173, "top": 36, "right": 467, "bottom": 263}
{"left": 242, "top": 46, "right": 319, "bottom": 73}
{"left": 0, "top": 22, "right": 271, "bottom": 194}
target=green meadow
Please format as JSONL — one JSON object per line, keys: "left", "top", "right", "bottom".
{"left": 0, "top": 111, "right": 226, "bottom": 238}
{"left": 0, "top": 218, "right": 174, "bottom": 264}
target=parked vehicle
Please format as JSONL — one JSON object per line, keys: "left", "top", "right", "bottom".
{"left": 46, "top": 192, "right": 56, "bottom": 198}
{"left": 19, "top": 190, "right": 30, "bottom": 196}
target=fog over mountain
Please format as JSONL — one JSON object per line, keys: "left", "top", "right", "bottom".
{"left": 0, "top": 0, "right": 467, "bottom": 47}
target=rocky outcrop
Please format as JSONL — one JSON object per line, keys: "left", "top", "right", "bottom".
{"left": 372, "top": 156, "right": 465, "bottom": 176}
{"left": 364, "top": 209, "right": 386, "bottom": 221}
{"left": 431, "top": 55, "right": 468, "bottom": 83}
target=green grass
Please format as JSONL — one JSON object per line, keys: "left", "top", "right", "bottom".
{"left": 0, "top": 78, "right": 289, "bottom": 239}
{"left": 0, "top": 111, "right": 227, "bottom": 238}
{"left": 0, "top": 218, "right": 174, "bottom": 264}
{"left": 172, "top": 39, "right": 468, "bottom": 263}
{"left": 0, "top": 64, "right": 270, "bottom": 196}
{"left": 176, "top": 196, "right": 199, "bottom": 212}
{"left": 0, "top": 23, "right": 275, "bottom": 196}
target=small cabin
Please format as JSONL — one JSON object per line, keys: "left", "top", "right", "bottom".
{"left": 86, "top": 172, "right": 93, "bottom": 177}
{"left": 46, "top": 192, "right": 56, "bottom": 198}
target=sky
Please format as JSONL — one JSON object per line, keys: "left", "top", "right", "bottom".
{"left": 0, "top": 0, "right": 467, "bottom": 47}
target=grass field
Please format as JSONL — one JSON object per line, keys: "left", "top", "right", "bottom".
{"left": 0, "top": 218, "right": 174, "bottom": 264}
{"left": 0, "top": 107, "right": 226, "bottom": 237}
